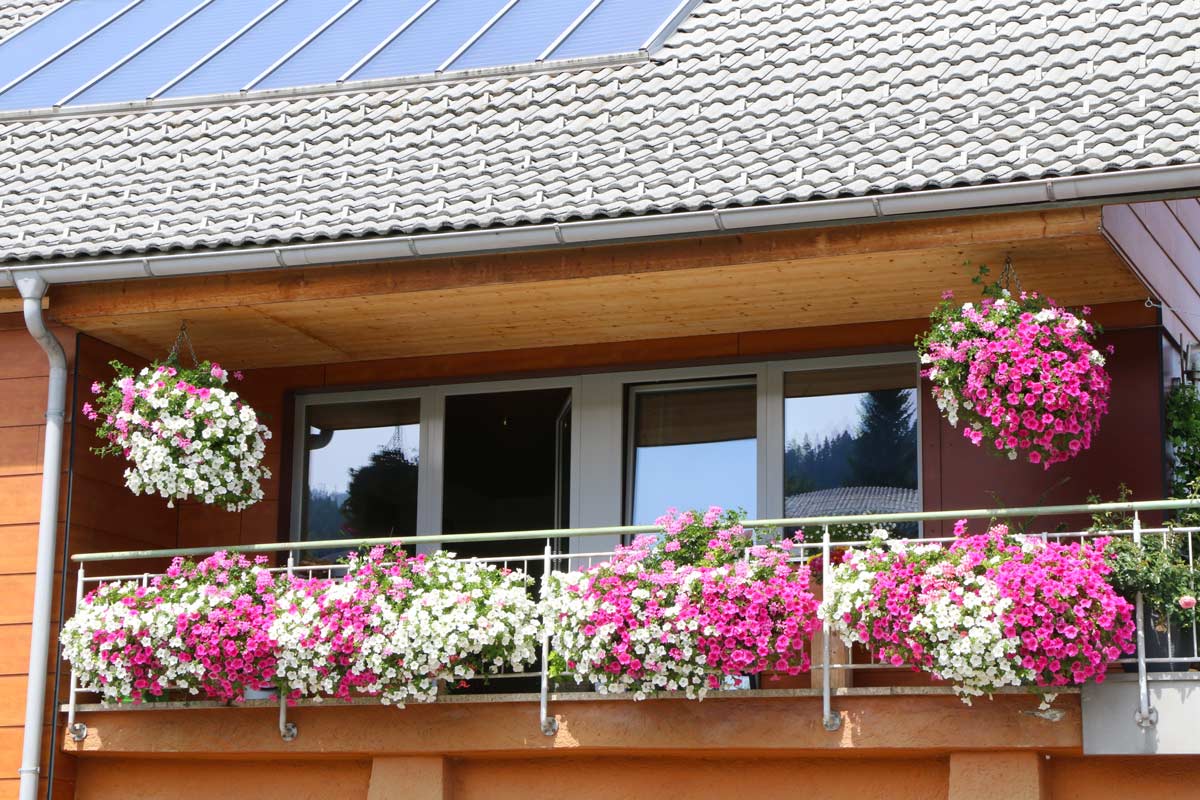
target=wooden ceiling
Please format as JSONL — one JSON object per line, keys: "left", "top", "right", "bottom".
{"left": 45, "top": 206, "right": 1149, "bottom": 369}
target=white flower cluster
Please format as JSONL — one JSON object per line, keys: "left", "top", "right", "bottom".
{"left": 908, "top": 573, "right": 1022, "bottom": 702}
{"left": 543, "top": 567, "right": 715, "bottom": 701}
{"left": 117, "top": 367, "right": 271, "bottom": 511}
{"left": 272, "top": 554, "right": 540, "bottom": 707}
{"left": 820, "top": 532, "right": 1023, "bottom": 703}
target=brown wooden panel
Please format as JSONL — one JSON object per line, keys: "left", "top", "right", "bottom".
{"left": 0, "top": 626, "right": 31, "bottom": 676}
{"left": 177, "top": 502, "right": 243, "bottom": 552}
{"left": 66, "top": 235, "right": 1143, "bottom": 369}
{"left": 0, "top": 327, "right": 75, "bottom": 381}
{"left": 0, "top": 475, "right": 41, "bottom": 527}
{"left": 0, "top": 427, "right": 40, "bottom": 478}
{"left": 0, "top": 378, "right": 51, "bottom": 429}
{"left": 48, "top": 208, "right": 1106, "bottom": 320}
{"left": 325, "top": 333, "right": 741, "bottom": 386}
{"left": 0, "top": 575, "right": 35, "bottom": 625}
{"left": 65, "top": 475, "right": 178, "bottom": 544}
{"left": 0, "top": 525, "right": 39, "bottom": 577}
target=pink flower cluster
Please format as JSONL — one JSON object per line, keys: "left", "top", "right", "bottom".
{"left": 829, "top": 523, "right": 1135, "bottom": 696}
{"left": 547, "top": 508, "right": 820, "bottom": 698}
{"left": 919, "top": 289, "right": 1112, "bottom": 468}
{"left": 167, "top": 553, "right": 280, "bottom": 702}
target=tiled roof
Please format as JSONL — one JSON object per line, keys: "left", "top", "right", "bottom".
{"left": 1, "top": 0, "right": 1198, "bottom": 264}
{"left": 784, "top": 486, "right": 920, "bottom": 518}
{"left": 0, "top": 0, "right": 57, "bottom": 41}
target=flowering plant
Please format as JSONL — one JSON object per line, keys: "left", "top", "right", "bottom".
{"left": 821, "top": 523, "right": 1136, "bottom": 704}
{"left": 62, "top": 549, "right": 539, "bottom": 707}
{"left": 917, "top": 273, "right": 1111, "bottom": 468}
{"left": 544, "top": 507, "right": 820, "bottom": 700}
{"left": 84, "top": 359, "right": 270, "bottom": 511}
{"left": 61, "top": 552, "right": 281, "bottom": 704}
{"left": 271, "top": 548, "right": 539, "bottom": 706}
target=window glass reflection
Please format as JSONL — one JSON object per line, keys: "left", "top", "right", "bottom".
{"left": 302, "top": 399, "right": 420, "bottom": 558}
{"left": 784, "top": 364, "right": 918, "bottom": 536}
{"left": 629, "top": 381, "right": 756, "bottom": 525}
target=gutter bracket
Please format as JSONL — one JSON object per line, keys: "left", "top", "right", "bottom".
{"left": 273, "top": 248, "right": 286, "bottom": 268}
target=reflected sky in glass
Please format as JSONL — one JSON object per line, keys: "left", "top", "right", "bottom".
{"left": 308, "top": 424, "right": 419, "bottom": 494}
{"left": 630, "top": 438, "right": 757, "bottom": 525}
{"left": 784, "top": 393, "right": 864, "bottom": 443}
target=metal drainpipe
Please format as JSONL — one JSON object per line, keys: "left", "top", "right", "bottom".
{"left": 15, "top": 275, "right": 67, "bottom": 800}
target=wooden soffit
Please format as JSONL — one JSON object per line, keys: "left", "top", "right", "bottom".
{"left": 46, "top": 206, "right": 1149, "bottom": 368}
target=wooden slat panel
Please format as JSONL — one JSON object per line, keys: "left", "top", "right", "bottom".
{"left": 48, "top": 207, "right": 1108, "bottom": 321}
{"left": 1103, "top": 203, "right": 1200, "bottom": 342}
{"left": 62, "top": 237, "right": 1143, "bottom": 369}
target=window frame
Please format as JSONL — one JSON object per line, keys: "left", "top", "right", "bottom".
{"left": 288, "top": 352, "right": 921, "bottom": 550}
{"left": 764, "top": 350, "right": 922, "bottom": 529}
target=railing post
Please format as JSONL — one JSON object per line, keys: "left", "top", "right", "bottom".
{"left": 1131, "top": 512, "right": 1158, "bottom": 728}
{"left": 821, "top": 526, "right": 840, "bottom": 731}
{"left": 539, "top": 539, "right": 558, "bottom": 736}
{"left": 279, "top": 696, "right": 297, "bottom": 742}
{"left": 67, "top": 562, "right": 87, "bottom": 742}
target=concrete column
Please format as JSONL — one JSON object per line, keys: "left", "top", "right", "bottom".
{"left": 368, "top": 756, "right": 449, "bottom": 800}
{"left": 948, "top": 752, "right": 1044, "bottom": 800}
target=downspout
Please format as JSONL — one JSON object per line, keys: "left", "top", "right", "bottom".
{"left": 15, "top": 275, "right": 67, "bottom": 800}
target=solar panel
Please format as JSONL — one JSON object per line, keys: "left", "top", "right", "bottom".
{"left": 0, "top": 0, "right": 699, "bottom": 112}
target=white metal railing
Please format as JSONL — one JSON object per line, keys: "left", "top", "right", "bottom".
{"left": 62, "top": 499, "right": 1200, "bottom": 742}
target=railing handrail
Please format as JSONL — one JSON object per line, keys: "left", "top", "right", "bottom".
{"left": 69, "top": 498, "right": 1200, "bottom": 563}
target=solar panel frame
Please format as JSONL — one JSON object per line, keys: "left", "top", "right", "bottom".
{"left": 253, "top": 0, "right": 429, "bottom": 92}
{"left": 337, "top": 0, "right": 437, "bottom": 84}
{"left": 58, "top": 0, "right": 215, "bottom": 106}
{"left": 0, "top": 0, "right": 701, "bottom": 112}
{"left": 242, "top": 0, "right": 360, "bottom": 92}
{"left": 0, "top": 0, "right": 140, "bottom": 99}
{"left": 436, "top": 0, "right": 520, "bottom": 73}
{"left": 0, "top": 0, "right": 202, "bottom": 111}
{"left": 148, "top": 0, "right": 289, "bottom": 99}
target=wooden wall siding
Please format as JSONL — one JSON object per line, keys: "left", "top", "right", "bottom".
{"left": 46, "top": 207, "right": 1146, "bottom": 369}
{"left": 0, "top": 313, "right": 76, "bottom": 800}
{"left": 1102, "top": 199, "right": 1200, "bottom": 345}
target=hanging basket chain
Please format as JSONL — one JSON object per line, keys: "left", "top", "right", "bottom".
{"left": 166, "top": 321, "right": 200, "bottom": 368}
{"left": 999, "top": 254, "right": 1023, "bottom": 296}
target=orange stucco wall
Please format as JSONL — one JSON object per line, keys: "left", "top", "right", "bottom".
{"left": 66, "top": 753, "right": 1200, "bottom": 800}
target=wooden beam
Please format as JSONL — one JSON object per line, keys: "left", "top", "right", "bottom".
{"left": 49, "top": 207, "right": 1107, "bottom": 321}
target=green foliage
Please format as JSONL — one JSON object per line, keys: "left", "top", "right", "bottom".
{"left": 1166, "top": 382, "right": 1200, "bottom": 497}
{"left": 1089, "top": 485, "right": 1197, "bottom": 627}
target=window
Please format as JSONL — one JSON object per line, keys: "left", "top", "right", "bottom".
{"left": 299, "top": 398, "right": 421, "bottom": 558}
{"left": 627, "top": 379, "right": 758, "bottom": 525}
{"left": 289, "top": 356, "right": 920, "bottom": 547}
{"left": 783, "top": 363, "right": 919, "bottom": 532}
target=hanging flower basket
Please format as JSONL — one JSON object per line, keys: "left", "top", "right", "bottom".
{"left": 83, "top": 329, "right": 272, "bottom": 511}
{"left": 917, "top": 263, "right": 1112, "bottom": 468}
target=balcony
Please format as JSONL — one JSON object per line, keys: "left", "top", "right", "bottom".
{"left": 58, "top": 498, "right": 1199, "bottom": 762}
